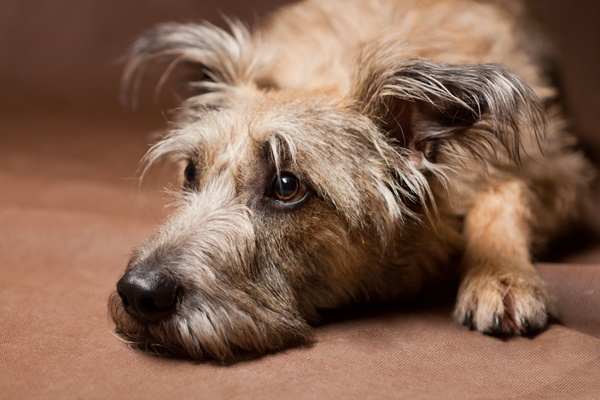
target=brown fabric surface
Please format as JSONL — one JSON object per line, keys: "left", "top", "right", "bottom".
{"left": 539, "top": 264, "right": 600, "bottom": 338}
{"left": 2, "top": 0, "right": 600, "bottom": 399}
{"left": 1, "top": 113, "right": 599, "bottom": 399}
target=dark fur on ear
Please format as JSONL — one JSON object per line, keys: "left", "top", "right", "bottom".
{"left": 351, "top": 48, "right": 547, "bottom": 166}
{"left": 121, "top": 20, "right": 255, "bottom": 108}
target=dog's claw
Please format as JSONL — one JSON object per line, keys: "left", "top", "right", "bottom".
{"left": 482, "top": 313, "right": 503, "bottom": 335}
{"left": 520, "top": 316, "right": 545, "bottom": 336}
{"left": 492, "top": 313, "right": 501, "bottom": 330}
{"left": 463, "top": 309, "right": 474, "bottom": 330}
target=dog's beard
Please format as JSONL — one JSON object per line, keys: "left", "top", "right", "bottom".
{"left": 108, "top": 287, "right": 311, "bottom": 361}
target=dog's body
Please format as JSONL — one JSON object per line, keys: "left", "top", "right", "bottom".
{"left": 109, "top": 0, "right": 592, "bottom": 360}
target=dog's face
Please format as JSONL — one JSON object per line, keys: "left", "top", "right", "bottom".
{"left": 108, "top": 21, "right": 545, "bottom": 360}
{"left": 108, "top": 91, "right": 420, "bottom": 360}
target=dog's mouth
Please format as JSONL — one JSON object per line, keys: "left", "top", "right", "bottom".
{"left": 109, "top": 292, "right": 230, "bottom": 360}
{"left": 113, "top": 326, "right": 177, "bottom": 358}
{"left": 108, "top": 284, "right": 312, "bottom": 362}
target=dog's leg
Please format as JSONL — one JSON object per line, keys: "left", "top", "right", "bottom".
{"left": 454, "top": 180, "right": 549, "bottom": 335}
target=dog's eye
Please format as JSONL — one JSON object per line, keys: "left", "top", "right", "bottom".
{"left": 271, "top": 173, "right": 307, "bottom": 204}
{"left": 183, "top": 162, "right": 196, "bottom": 188}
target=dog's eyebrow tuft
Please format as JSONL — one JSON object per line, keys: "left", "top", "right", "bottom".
{"left": 267, "top": 132, "right": 298, "bottom": 172}
{"left": 138, "top": 128, "right": 202, "bottom": 184}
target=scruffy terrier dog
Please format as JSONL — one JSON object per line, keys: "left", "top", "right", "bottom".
{"left": 108, "top": 0, "right": 591, "bottom": 360}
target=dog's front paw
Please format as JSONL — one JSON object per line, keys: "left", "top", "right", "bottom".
{"left": 454, "top": 271, "right": 549, "bottom": 336}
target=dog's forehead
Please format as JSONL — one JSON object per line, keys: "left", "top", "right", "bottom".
{"left": 186, "top": 92, "right": 347, "bottom": 161}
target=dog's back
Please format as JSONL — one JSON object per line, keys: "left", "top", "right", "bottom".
{"left": 258, "top": 0, "right": 543, "bottom": 95}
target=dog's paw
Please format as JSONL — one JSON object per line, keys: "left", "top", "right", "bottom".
{"left": 454, "top": 271, "right": 549, "bottom": 336}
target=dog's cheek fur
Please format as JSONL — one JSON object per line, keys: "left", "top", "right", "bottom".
{"left": 252, "top": 195, "right": 375, "bottom": 319}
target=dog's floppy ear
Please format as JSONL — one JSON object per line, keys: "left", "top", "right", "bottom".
{"left": 121, "top": 20, "right": 254, "bottom": 108}
{"left": 351, "top": 52, "right": 547, "bottom": 166}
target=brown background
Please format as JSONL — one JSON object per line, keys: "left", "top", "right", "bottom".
{"left": 1, "top": 1, "right": 599, "bottom": 399}
{"left": 1, "top": 0, "right": 599, "bottom": 154}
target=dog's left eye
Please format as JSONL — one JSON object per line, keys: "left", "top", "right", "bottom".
{"left": 271, "top": 173, "right": 308, "bottom": 204}
{"left": 183, "top": 162, "right": 196, "bottom": 188}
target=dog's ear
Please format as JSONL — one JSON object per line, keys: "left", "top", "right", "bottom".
{"left": 351, "top": 55, "right": 547, "bottom": 166}
{"left": 121, "top": 20, "right": 254, "bottom": 108}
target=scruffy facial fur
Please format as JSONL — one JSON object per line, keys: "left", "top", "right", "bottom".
{"left": 108, "top": 0, "right": 592, "bottom": 361}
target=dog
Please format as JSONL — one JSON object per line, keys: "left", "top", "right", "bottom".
{"left": 108, "top": 0, "right": 592, "bottom": 361}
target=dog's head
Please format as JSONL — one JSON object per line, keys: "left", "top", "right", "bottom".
{"left": 108, "top": 21, "right": 545, "bottom": 361}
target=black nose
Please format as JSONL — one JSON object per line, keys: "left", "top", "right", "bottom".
{"left": 116, "top": 268, "right": 181, "bottom": 323}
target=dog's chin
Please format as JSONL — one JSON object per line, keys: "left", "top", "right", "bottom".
{"left": 107, "top": 290, "right": 311, "bottom": 362}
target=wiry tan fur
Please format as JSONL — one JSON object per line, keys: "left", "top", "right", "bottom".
{"left": 108, "top": 0, "right": 593, "bottom": 361}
